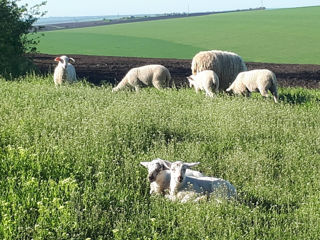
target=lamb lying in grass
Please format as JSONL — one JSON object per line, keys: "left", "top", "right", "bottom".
{"left": 112, "top": 64, "right": 172, "bottom": 92}
{"left": 164, "top": 161, "right": 237, "bottom": 202}
{"left": 140, "top": 158, "right": 204, "bottom": 195}
{"left": 226, "top": 69, "right": 279, "bottom": 103}
{"left": 187, "top": 70, "right": 219, "bottom": 98}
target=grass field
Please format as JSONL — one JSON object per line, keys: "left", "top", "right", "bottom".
{"left": 1, "top": 76, "right": 320, "bottom": 239}
{"left": 37, "top": 6, "right": 320, "bottom": 64}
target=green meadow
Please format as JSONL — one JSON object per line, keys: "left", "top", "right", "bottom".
{"left": 38, "top": 6, "right": 320, "bottom": 64}
{"left": 1, "top": 76, "right": 320, "bottom": 239}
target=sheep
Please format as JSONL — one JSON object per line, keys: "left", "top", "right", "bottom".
{"left": 53, "top": 55, "right": 77, "bottom": 86}
{"left": 191, "top": 50, "right": 247, "bottom": 91}
{"left": 187, "top": 70, "right": 219, "bottom": 98}
{"left": 164, "top": 161, "right": 237, "bottom": 201}
{"left": 140, "top": 158, "right": 204, "bottom": 195}
{"left": 226, "top": 69, "right": 279, "bottom": 103}
{"left": 170, "top": 190, "right": 208, "bottom": 203}
{"left": 112, "top": 64, "right": 172, "bottom": 92}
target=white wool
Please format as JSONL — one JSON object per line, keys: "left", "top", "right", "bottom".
{"left": 187, "top": 70, "right": 219, "bottom": 98}
{"left": 53, "top": 55, "right": 77, "bottom": 86}
{"left": 140, "top": 158, "right": 204, "bottom": 195}
{"left": 112, "top": 64, "right": 172, "bottom": 92}
{"left": 226, "top": 69, "right": 278, "bottom": 103}
{"left": 191, "top": 50, "right": 247, "bottom": 90}
{"left": 166, "top": 161, "right": 237, "bottom": 201}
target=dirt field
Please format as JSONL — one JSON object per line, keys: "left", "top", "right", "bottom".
{"left": 32, "top": 53, "right": 320, "bottom": 88}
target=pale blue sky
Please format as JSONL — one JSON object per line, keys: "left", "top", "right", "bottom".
{"left": 20, "top": 0, "right": 320, "bottom": 17}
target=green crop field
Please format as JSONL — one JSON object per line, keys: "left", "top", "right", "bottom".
{"left": 1, "top": 76, "right": 320, "bottom": 239}
{"left": 37, "top": 6, "right": 320, "bottom": 64}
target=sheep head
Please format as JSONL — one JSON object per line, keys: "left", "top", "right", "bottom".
{"left": 226, "top": 86, "right": 234, "bottom": 95}
{"left": 140, "top": 158, "right": 171, "bottom": 182}
{"left": 54, "top": 55, "right": 75, "bottom": 69}
{"left": 169, "top": 161, "right": 200, "bottom": 183}
{"left": 187, "top": 76, "right": 195, "bottom": 88}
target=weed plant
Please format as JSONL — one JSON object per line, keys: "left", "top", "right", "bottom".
{"left": 0, "top": 76, "right": 319, "bottom": 239}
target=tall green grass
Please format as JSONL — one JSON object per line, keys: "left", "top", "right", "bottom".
{"left": 0, "top": 76, "right": 320, "bottom": 239}
{"left": 38, "top": 6, "right": 320, "bottom": 64}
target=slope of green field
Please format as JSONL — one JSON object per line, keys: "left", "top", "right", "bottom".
{"left": 1, "top": 76, "right": 320, "bottom": 239}
{"left": 38, "top": 6, "right": 320, "bottom": 64}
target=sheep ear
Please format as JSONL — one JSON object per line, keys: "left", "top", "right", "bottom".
{"left": 69, "top": 58, "right": 75, "bottom": 63}
{"left": 161, "top": 160, "right": 171, "bottom": 170}
{"left": 184, "top": 162, "right": 200, "bottom": 168}
{"left": 54, "top": 57, "right": 61, "bottom": 62}
{"left": 162, "top": 161, "right": 171, "bottom": 170}
{"left": 140, "top": 162, "right": 149, "bottom": 168}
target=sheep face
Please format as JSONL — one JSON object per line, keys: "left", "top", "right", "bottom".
{"left": 140, "top": 159, "right": 171, "bottom": 182}
{"left": 226, "top": 86, "right": 234, "bottom": 95}
{"left": 54, "top": 55, "right": 75, "bottom": 69}
{"left": 170, "top": 161, "right": 200, "bottom": 183}
{"left": 187, "top": 76, "right": 195, "bottom": 88}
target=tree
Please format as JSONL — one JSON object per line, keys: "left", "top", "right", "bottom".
{"left": 0, "top": 0, "right": 46, "bottom": 79}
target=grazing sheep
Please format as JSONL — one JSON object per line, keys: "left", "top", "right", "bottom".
{"left": 226, "top": 69, "right": 279, "bottom": 103}
{"left": 164, "top": 161, "right": 237, "bottom": 201}
{"left": 112, "top": 64, "right": 172, "bottom": 92}
{"left": 187, "top": 70, "right": 219, "bottom": 98}
{"left": 140, "top": 158, "right": 204, "bottom": 195}
{"left": 191, "top": 50, "right": 247, "bottom": 90}
{"left": 53, "top": 55, "right": 77, "bottom": 86}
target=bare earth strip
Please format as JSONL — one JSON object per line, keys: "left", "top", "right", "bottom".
{"left": 32, "top": 53, "right": 320, "bottom": 88}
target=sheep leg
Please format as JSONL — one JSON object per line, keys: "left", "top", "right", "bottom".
{"left": 134, "top": 86, "right": 141, "bottom": 92}
{"left": 243, "top": 89, "right": 251, "bottom": 97}
{"left": 206, "top": 90, "right": 214, "bottom": 98}
{"left": 259, "top": 89, "right": 270, "bottom": 98}
{"left": 273, "top": 95, "right": 279, "bottom": 103}
{"left": 153, "top": 81, "right": 165, "bottom": 90}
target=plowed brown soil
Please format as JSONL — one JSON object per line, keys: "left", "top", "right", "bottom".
{"left": 33, "top": 53, "right": 320, "bottom": 88}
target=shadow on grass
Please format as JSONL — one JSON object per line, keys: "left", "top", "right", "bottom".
{"left": 238, "top": 191, "right": 299, "bottom": 214}
{"left": 279, "top": 89, "right": 320, "bottom": 105}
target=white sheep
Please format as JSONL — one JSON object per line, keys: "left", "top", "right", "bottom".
{"left": 164, "top": 161, "right": 237, "bottom": 201}
{"left": 226, "top": 69, "right": 279, "bottom": 103}
{"left": 53, "top": 55, "right": 77, "bottom": 86}
{"left": 112, "top": 64, "right": 172, "bottom": 92}
{"left": 140, "top": 158, "right": 204, "bottom": 195}
{"left": 187, "top": 70, "right": 219, "bottom": 98}
{"left": 191, "top": 50, "right": 247, "bottom": 91}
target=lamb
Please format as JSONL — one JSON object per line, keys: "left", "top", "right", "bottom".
{"left": 191, "top": 50, "right": 247, "bottom": 91}
{"left": 140, "top": 158, "right": 204, "bottom": 195}
{"left": 187, "top": 70, "right": 219, "bottom": 98}
{"left": 164, "top": 161, "right": 237, "bottom": 201}
{"left": 112, "top": 64, "right": 172, "bottom": 92}
{"left": 53, "top": 55, "right": 77, "bottom": 86}
{"left": 226, "top": 69, "right": 279, "bottom": 103}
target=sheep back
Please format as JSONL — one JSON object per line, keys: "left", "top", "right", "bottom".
{"left": 191, "top": 50, "right": 247, "bottom": 90}
{"left": 133, "top": 64, "right": 171, "bottom": 88}
{"left": 113, "top": 64, "right": 172, "bottom": 91}
{"left": 231, "top": 69, "right": 277, "bottom": 93}
{"left": 193, "top": 70, "right": 219, "bottom": 92}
